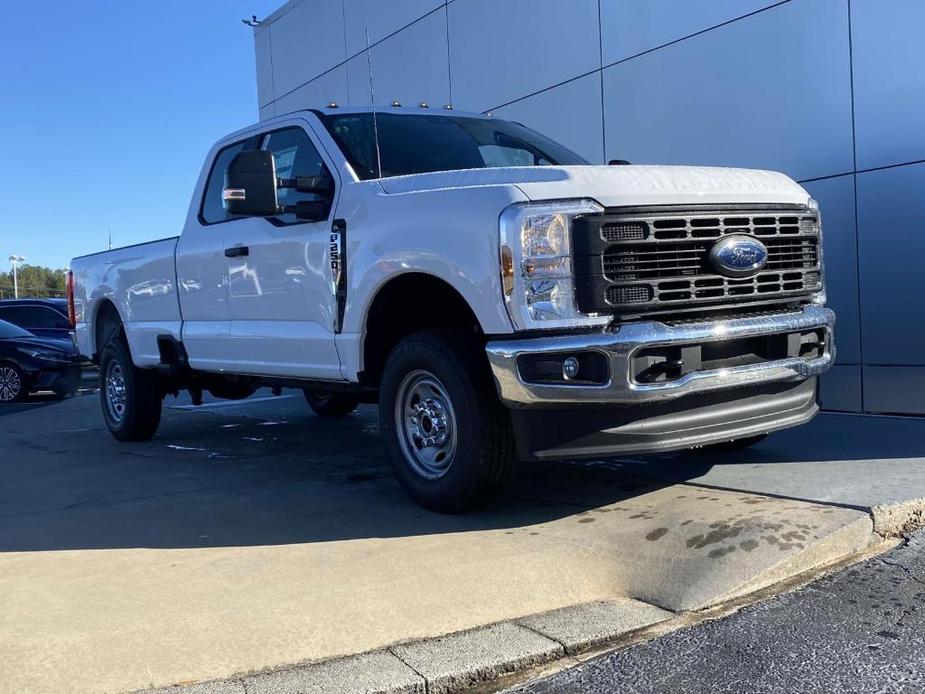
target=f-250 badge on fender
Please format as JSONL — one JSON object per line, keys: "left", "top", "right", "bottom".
{"left": 709, "top": 235, "right": 768, "bottom": 278}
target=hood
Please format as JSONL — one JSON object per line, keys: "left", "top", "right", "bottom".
{"left": 376, "top": 165, "right": 810, "bottom": 208}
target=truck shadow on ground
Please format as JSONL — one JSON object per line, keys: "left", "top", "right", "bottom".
{"left": 3, "top": 396, "right": 923, "bottom": 553}
{"left": 1, "top": 396, "right": 719, "bottom": 552}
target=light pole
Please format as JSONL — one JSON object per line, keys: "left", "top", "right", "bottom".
{"left": 8, "top": 255, "right": 25, "bottom": 299}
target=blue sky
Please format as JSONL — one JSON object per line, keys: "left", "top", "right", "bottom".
{"left": 0, "top": 0, "right": 282, "bottom": 271}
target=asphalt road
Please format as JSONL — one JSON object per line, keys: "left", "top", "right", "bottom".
{"left": 513, "top": 532, "right": 925, "bottom": 694}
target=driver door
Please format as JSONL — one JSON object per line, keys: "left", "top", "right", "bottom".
{"left": 221, "top": 121, "right": 343, "bottom": 380}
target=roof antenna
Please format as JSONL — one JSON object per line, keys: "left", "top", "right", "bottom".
{"left": 364, "top": 29, "right": 383, "bottom": 179}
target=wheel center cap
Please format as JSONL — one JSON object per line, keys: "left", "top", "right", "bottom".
{"left": 412, "top": 399, "right": 449, "bottom": 447}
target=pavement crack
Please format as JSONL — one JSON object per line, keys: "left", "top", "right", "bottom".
{"left": 388, "top": 647, "right": 429, "bottom": 693}
{"left": 879, "top": 557, "right": 925, "bottom": 588}
{"left": 516, "top": 621, "right": 568, "bottom": 653}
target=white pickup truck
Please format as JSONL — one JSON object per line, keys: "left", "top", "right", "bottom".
{"left": 70, "top": 106, "right": 834, "bottom": 512}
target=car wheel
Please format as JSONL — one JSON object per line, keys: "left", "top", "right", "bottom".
{"left": 379, "top": 330, "right": 515, "bottom": 513}
{"left": 0, "top": 363, "right": 27, "bottom": 403}
{"left": 694, "top": 433, "right": 768, "bottom": 454}
{"left": 99, "top": 338, "right": 162, "bottom": 441}
{"left": 303, "top": 389, "right": 360, "bottom": 417}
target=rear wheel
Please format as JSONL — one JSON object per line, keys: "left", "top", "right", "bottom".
{"left": 0, "top": 363, "right": 27, "bottom": 403}
{"left": 99, "top": 338, "right": 162, "bottom": 441}
{"left": 303, "top": 389, "right": 360, "bottom": 417}
{"left": 379, "top": 331, "right": 515, "bottom": 513}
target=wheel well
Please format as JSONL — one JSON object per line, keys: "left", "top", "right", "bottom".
{"left": 94, "top": 300, "right": 123, "bottom": 357}
{"left": 361, "top": 274, "right": 482, "bottom": 388}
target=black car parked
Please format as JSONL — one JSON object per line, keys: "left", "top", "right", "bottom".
{"left": 0, "top": 299, "right": 72, "bottom": 340}
{"left": 0, "top": 319, "right": 81, "bottom": 402}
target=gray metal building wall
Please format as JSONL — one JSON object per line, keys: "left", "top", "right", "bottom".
{"left": 254, "top": 0, "right": 925, "bottom": 416}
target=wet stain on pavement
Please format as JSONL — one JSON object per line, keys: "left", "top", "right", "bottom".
{"left": 646, "top": 527, "right": 669, "bottom": 541}
{"left": 686, "top": 525, "right": 744, "bottom": 549}
{"left": 708, "top": 546, "right": 737, "bottom": 559}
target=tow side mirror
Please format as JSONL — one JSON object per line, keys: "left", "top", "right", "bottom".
{"left": 223, "top": 150, "right": 280, "bottom": 217}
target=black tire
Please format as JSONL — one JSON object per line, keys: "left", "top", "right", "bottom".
{"left": 0, "top": 363, "right": 28, "bottom": 403}
{"left": 694, "top": 433, "right": 768, "bottom": 454}
{"left": 379, "top": 330, "right": 515, "bottom": 513}
{"left": 99, "top": 338, "right": 162, "bottom": 442}
{"left": 304, "top": 389, "right": 360, "bottom": 417}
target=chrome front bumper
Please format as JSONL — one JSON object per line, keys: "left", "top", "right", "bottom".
{"left": 485, "top": 305, "right": 835, "bottom": 407}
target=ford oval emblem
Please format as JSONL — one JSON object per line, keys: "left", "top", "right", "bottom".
{"left": 709, "top": 235, "right": 768, "bottom": 278}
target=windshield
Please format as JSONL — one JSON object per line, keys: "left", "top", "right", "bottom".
{"left": 0, "top": 319, "right": 32, "bottom": 339}
{"left": 318, "top": 112, "right": 588, "bottom": 180}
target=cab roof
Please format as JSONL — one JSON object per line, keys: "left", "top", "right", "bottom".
{"left": 307, "top": 105, "right": 493, "bottom": 120}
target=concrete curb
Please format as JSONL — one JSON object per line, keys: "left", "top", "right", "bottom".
{"left": 140, "top": 600, "right": 672, "bottom": 694}
{"left": 871, "top": 498, "right": 925, "bottom": 538}
{"left": 141, "top": 499, "right": 925, "bottom": 694}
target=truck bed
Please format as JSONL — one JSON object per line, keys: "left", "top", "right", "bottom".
{"left": 71, "top": 237, "right": 182, "bottom": 366}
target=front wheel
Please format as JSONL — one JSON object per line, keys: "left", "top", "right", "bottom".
{"left": 379, "top": 331, "right": 515, "bottom": 513}
{"left": 0, "top": 363, "right": 27, "bottom": 403}
{"left": 99, "top": 339, "right": 162, "bottom": 442}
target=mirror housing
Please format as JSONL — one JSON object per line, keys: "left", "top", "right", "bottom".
{"left": 223, "top": 150, "right": 280, "bottom": 217}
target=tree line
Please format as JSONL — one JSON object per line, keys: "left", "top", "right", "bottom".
{"left": 0, "top": 265, "right": 68, "bottom": 299}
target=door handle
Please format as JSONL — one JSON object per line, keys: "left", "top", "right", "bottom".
{"left": 225, "top": 246, "right": 249, "bottom": 258}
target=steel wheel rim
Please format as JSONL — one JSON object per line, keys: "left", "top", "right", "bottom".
{"left": 0, "top": 367, "right": 21, "bottom": 402}
{"left": 105, "top": 361, "right": 127, "bottom": 423}
{"left": 395, "top": 370, "right": 458, "bottom": 480}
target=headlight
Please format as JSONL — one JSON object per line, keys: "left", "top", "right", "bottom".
{"left": 500, "top": 200, "right": 612, "bottom": 330}
{"left": 807, "top": 197, "right": 827, "bottom": 306}
{"left": 18, "top": 348, "right": 68, "bottom": 362}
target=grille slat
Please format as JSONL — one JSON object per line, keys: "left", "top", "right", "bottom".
{"left": 573, "top": 207, "right": 821, "bottom": 316}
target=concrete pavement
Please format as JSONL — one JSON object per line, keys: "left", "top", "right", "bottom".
{"left": 609, "top": 412, "right": 925, "bottom": 535}
{"left": 1, "top": 392, "right": 923, "bottom": 693}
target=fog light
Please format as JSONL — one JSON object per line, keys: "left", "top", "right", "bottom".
{"left": 562, "top": 356, "right": 580, "bottom": 380}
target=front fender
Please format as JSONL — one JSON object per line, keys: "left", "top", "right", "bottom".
{"left": 335, "top": 181, "right": 527, "bottom": 379}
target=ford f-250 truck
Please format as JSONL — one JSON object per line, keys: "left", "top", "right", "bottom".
{"left": 70, "top": 106, "right": 834, "bottom": 512}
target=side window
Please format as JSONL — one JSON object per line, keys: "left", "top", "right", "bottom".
{"left": 0, "top": 307, "right": 29, "bottom": 328}
{"left": 35, "top": 307, "right": 70, "bottom": 329}
{"left": 262, "top": 128, "right": 330, "bottom": 224}
{"left": 200, "top": 137, "right": 259, "bottom": 225}
{"left": 0, "top": 306, "right": 67, "bottom": 330}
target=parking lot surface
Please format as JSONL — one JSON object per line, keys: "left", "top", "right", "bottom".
{"left": 1, "top": 390, "right": 924, "bottom": 693}
{"left": 513, "top": 531, "right": 925, "bottom": 694}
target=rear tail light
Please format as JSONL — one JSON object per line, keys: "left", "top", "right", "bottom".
{"left": 67, "top": 271, "right": 76, "bottom": 328}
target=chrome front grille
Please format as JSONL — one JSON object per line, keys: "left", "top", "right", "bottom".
{"left": 572, "top": 206, "right": 822, "bottom": 318}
